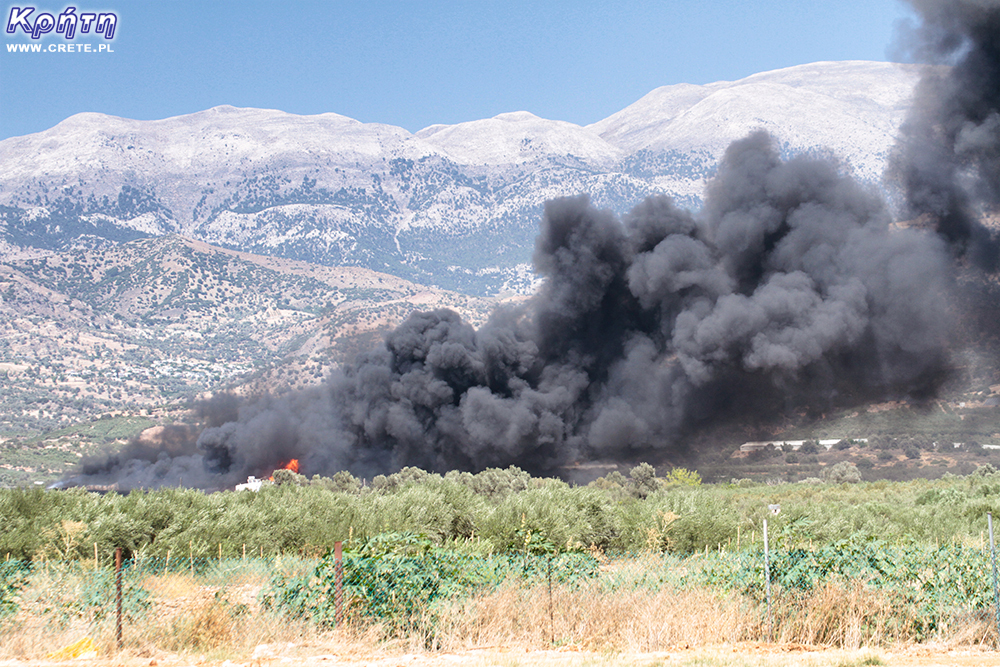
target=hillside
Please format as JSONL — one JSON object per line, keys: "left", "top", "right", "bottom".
{"left": 0, "top": 236, "right": 506, "bottom": 485}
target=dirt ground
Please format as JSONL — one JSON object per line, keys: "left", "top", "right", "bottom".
{"left": 1, "top": 643, "right": 997, "bottom": 667}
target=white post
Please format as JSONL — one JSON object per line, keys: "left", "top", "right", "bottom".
{"left": 764, "top": 518, "right": 772, "bottom": 643}
{"left": 989, "top": 513, "right": 1000, "bottom": 640}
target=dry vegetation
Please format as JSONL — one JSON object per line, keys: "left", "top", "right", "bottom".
{"left": 1, "top": 554, "right": 996, "bottom": 666}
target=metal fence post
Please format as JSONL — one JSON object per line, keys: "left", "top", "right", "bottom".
{"left": 115, "top": 547, "right": 123, "bottom": 650}
{"left": 763, "top": 518, "right": 772, "bottom": 643}
{"left": 334, "top": 541, "right": 343, "bottom": 627}
{"left": 989, "top": 513, "right": 1000, "bottom": 643}
{"left": 547, "top": 554, "right": 554, "bottom": 646}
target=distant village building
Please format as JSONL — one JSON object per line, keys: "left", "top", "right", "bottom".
{"left": 738, "top": 438, "right": 867, "bottom": 454}
{"left": 740, "top": 440, "right": 804, "bottom": 453}
{"left": 235, "top": 476, "right": 267, "bottom": 492}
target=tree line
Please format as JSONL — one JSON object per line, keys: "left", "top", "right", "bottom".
{"left": 2, "top": 463, "right": 999, "bottom": 561}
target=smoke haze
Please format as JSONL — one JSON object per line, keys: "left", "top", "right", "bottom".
{"left": 892, "top": 0, "right": 1000, "bottom": 269}
{"left": 74, "top": 129, "right": 958, "bottom": 489}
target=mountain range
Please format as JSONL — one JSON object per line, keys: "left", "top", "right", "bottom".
{"left": 0, "top": 60, "right": 923, "bottom": 295}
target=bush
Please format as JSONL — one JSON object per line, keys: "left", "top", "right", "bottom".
{"left": 629, "top": 463, "right": 659, "bottom": 498}
{"left": 800, "top": 441, "right": 820, "bottom": 455}
{"left": 870, "top": 436, "right": 894, "bottom": 450}
{"left": 445, "top": 466, "right": 532, "bottom": 500}
{"left": 272, "top": 469, "right": 308, "bottom": 486}
{"left": 663, "top": 467, "right": 701, "bottom": 487}
{"left": 264, "top": 532, "right": 599, "bottom": 635}
{"left": 327, "top": 471, "right": 361, "bottom": 493}
{"left": 821, "top": 462, "right": 861, "bottom": 484}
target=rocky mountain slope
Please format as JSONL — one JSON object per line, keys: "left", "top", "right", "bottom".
{"left": 0, "top": 235, "right": 503, "bottom": 438}
{"left": 0, "top": 61, "right": 923, "bottom": 295}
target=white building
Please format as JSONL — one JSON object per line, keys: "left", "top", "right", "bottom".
{"left": 235, "top": 475, "right": 269, "bottom": 492}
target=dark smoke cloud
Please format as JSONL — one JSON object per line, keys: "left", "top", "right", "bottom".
{"left": 69, "top": 131, "right": 956, "bottom": 489}
{"left": 891, "top": 0, "right": 1000, "bottom": 269}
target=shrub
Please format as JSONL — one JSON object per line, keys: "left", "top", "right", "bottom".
{"left": 629, "top": 463, "right": 659, "bottom": 498}
{"left": 272, "top": 469, "right": 308, "bottom": 486}
{"left": 663, "top": 467, "right": 701, "bottom": 487}
{"left": 463, "top": 466, "right": 531, "bottom": 499}
{"left": 821, "top": 462, "right": 861, "bottom": 484}
{"left": 800, "top": 441, "right": 820, "bottom": 454}
{"left": 327, "top": 471, "right": 361, "bottom": 493}
{"left": 264, "top": 532, "right": 599, "bottom": 635}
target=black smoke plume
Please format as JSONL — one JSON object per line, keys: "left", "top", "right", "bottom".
{"left": 892, "top": 0, "right": 1000, "bottom": 269}
{"left": 69, "top": 131, "right": 955, "bottom": 489}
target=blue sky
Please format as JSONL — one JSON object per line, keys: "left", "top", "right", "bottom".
{"left": 1, "top": 0, "right": 915, "bottom": 141}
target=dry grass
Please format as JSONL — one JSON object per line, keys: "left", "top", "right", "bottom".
{"left": 1, "top": 561, "right": 995, "bottom": 662}
{"left": 768, "top": 581, "right": 918, "bottom": 648}
{"left": 430, "top": 584, "right": 754, "bottom": 651}
{"left": 0, "top": 563, "right": 318, "bottom": 660}
{"left": 139, "top": 572, "right": 197, "bottom": 599}
{"left": 126, "top": 569, "right": 320, "bottom": 657}
{"left": 773, "top": 581, "right": 998, "bottom": 649}
{"left": 425, "top": 580, "right": 994, "bottom": 654}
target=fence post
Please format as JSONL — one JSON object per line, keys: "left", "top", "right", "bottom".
{"left": 989, "top": 513, "right": 1000, "bottom": 643}
{"left": 763, "top": 519, "right": 772, "bottom": 643}
{"left": 115, "top": 547, "right": 123, "bottom": 650}
{"left": 334, "top": 541, "right": 343, "bottom": 627}
{"left": 548, "top": 554, "right": 554, "bottom": 646}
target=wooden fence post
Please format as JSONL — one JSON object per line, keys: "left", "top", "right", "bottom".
{"left": 115, "top": 547, "right": 123, "bottom": 650}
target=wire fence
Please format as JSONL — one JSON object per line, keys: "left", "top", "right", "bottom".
{"left": 3, "top": 536, "right": 1000, "bottom": 655}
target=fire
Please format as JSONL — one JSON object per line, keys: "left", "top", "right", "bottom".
{"left": 268, "top": 458, "right": 300, "bottom": 481}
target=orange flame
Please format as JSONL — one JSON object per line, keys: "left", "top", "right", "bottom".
{"left": 268, "top": 458, "right": 300, "bottom": 481}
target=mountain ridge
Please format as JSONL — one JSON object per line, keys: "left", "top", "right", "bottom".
{"left": 0, "top": 60, "right": 924, "bottom": 295}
